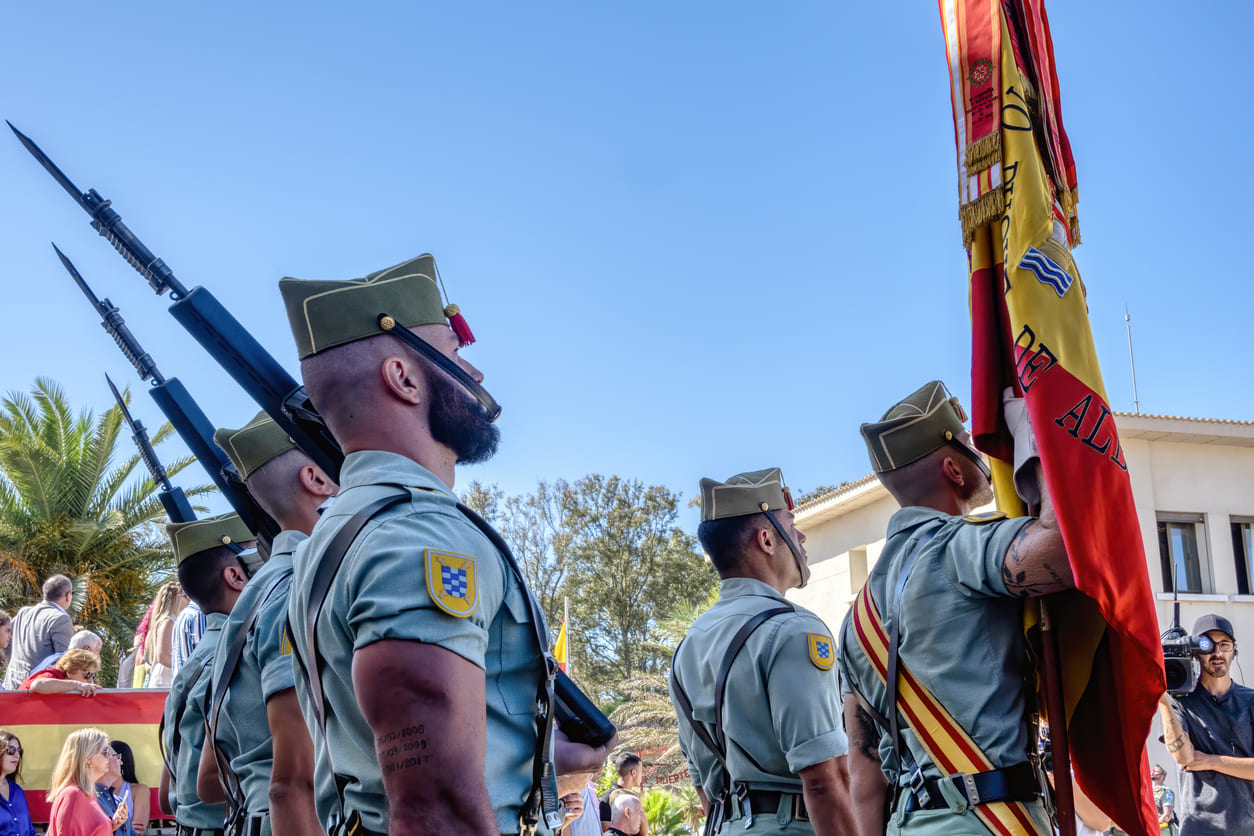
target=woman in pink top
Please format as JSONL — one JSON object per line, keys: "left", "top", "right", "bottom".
{"left": 46, "top": 728, "right": 127, "bottom": 836}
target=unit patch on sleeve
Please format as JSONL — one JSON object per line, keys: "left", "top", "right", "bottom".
{"left": 425, "top": 549, "right": 479, "bottom": 617}
{"left": 807, "top": 633, "right": 835, "bottom": 671}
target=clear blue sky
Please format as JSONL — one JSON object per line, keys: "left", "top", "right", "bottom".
{"left": 1, "top": 2, "right": 1248, "bottom": 526}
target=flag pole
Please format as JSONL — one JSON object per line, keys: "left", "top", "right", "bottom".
{"left": 565, "top": 596, "right": 571, "bottom": 678}
{"left": 1039, "top": 597, "right": 1075, "bottom": 836}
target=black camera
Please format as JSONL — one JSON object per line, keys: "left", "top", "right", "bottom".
{"left": 1162, "top": 628, "right": 1215, "bottom": 696}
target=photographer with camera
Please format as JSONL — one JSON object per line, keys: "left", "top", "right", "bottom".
{"left": 1157, "top": 614, "right": 1254, "bottom": 834}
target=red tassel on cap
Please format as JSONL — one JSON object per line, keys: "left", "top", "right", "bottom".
{"left": 445, "top": 304, "right": 476, "bottom": 347}
{"left": 784, "top": 487, "right": 795, "bottom": 511}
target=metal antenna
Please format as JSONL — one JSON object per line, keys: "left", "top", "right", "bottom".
{"left": 1125, "top": 303, "right": 1140, "bottom": 415}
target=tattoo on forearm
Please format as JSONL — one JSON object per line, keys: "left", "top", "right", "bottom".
{"left": 853, "top": 705, "right": 881, "bottom": 761}
{"left": 1003, "top": 522, "right": 1068, "bottom": 596}
{"left": 1165, "top": 734, "right": 1186, "bottom": 754}
{"left": 376, "top": 725, "right": 431, "bottom": 776}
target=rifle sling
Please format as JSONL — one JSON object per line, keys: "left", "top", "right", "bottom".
{"left": 671, "top": 605, "right": 793, "bottom": 797}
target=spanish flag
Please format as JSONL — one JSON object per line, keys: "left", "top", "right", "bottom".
{"left": 941, "top": 2, "right": 1163, "bottom": 833}
{"left": 0, "top": 690, "right": 173, "bottom": 824}
{"left": 553, "top": 618, "right": 568, "bottom": 673}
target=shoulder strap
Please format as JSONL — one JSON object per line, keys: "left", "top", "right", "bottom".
{"left": 206, "top": 567, "right": 291, "bottom": 812}
{"left": 885, "top": 530, "right": 934, "bottom": 782}
{"left": 455, "top": 502, "right": 560, "bottom": 833}
{"left": 670, "top": 604, "right": 793, "bottom": 796}
{"left": 288, "top": 492, "right": 409, "bottom": 831}
{"left": 160, "top": 651, "right": 214, "bottom": 778}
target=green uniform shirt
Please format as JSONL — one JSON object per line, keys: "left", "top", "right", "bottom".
{"left": 837, "top": 506, "right": 1034, "bottom": 785}
{"left": 288, "top": 450, "right": 549, "bottom": 835}
{"left": 669, "top": 578, "right": 847, "bottom": 809}
{"left": 163, "top": 612, "right": 228, "bottom": 829}
{"left": 209, "top": 530, "right": 305, "bottom": 824}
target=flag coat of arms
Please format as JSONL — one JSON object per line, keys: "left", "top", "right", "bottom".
{"left": 940, "top": 1, "right": 1164, "bottom": 833}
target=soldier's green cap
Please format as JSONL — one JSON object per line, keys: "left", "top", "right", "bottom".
{"left": 861, "top": 380, "right": 969, "bottom": 473}
{"left": 279, "top": 254, "right": 449, "bottom": 359}
{"left": 699, "top": 467, "right": 794, "bottom": 523}
{"left": 213, "top": 411, "right": 297, "bottom": 481}
{"left": 166, "top": 512, "right": 255, "bottom": 566}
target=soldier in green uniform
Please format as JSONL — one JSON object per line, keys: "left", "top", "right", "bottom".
{"left": 838, "top": 381, "right": 1072, "bottom": 835}
{"left": 196, "top": 412, "right": 337, "bottom": 836}
{"left": 278, "top": 255, "right": 612, "bottom": 836}
{"left": 159, "top": 512, "right": 257, "bottom": 836}
{"left": 669, "top": 468, "right": 852, "bottom": 836}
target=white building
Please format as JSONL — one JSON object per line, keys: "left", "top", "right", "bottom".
{"left": 789, "top": 412, "right": 1254, "bottom": 783}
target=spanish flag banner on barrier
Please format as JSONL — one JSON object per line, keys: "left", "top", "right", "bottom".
{"left": 0, "top": 690, "right": 173, "bottom": 824}
{"left": 940, "top": 2, "right": 1163, "bottom": 834}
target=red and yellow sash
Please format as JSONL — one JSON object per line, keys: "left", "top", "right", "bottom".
{"left": 850, "top": 584, "right": 1044, "bottom": 836}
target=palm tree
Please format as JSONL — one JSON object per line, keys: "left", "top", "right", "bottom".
{"left": 0, "top": 378, "right": 213, "bottom": 680}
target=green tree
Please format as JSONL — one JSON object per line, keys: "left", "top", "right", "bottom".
{"left": 561, "top": 475, "right": 716, "bottom": 696}
{"left": 0, "top": 379, "right": 213, "bottom": 680}
{"left": 642, "top": 787, "right": 691, "bottom": 836}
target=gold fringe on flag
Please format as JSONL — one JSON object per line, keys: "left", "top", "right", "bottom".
{"left": 964, "top": 133, "right": 1002, "bottom": 175}
{"left": 960, "top": 188, "right": 1005, "bottom": 246}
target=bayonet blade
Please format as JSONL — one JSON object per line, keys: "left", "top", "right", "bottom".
{"left": 106, "top": 373, "right": 175, "bottom": 494}
{"left": 6, "top": 121, "right": 91, "bottom": 213}
{"left": 52, "top": 242, "right": 101, "bottom": 309}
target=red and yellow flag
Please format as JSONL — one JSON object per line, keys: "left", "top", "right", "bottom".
{"left": 940, "top": 2, "right": 1163, "bottom": 834}
{"left": 0, "top": 690, "right": 173, "bottom": 824}
{"left": 553, "top": 618, "right": 568, "bottom": 673}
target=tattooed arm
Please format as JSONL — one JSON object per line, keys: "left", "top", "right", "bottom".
{"left": 843, "top": 694, "right": 888, "bottom": 836}
{"left": 354, "top": 639, "right": 498, "bottom": 836}
{"left": 1001, "top": 463, "right": 1074, "bottom": 596}
{"left": 1157, "top": 692, "right": 1196, "bottom": 767}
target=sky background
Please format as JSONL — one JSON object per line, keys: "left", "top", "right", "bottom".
{"left": 0, "top": 2, "right": 1248, "bottom": 527}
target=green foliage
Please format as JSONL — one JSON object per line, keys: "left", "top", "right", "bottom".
{"left": 795, "top": 481, "right": 850, "bottom": 506}
{"left": 642, "top": 787, "right": 691, "bottom": 836}
{"left": 462, "top": 475, "right": 718, "bottom": 703}
{"left": 0, "top": 378, "right": 214, "bottom": 681}
{"left": 594, "top": 760, "right": 618, "bottom": 797}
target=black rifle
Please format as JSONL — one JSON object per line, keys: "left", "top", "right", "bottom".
{"left": 56, "top": 244, "right": 279, "bottom": 550}
{"left": 20, "top": 124, "right": 612, "bottom": 749}
{"left": 10, "top": 122, "right": 343, "bottom": 483}
{"left": 105, "top": 374, "right": 196, "bottom": 524}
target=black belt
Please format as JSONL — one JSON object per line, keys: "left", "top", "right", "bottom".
{"left": 177, "top": 827, "right": 225, "bottom": 836}
{"left": 902, "top": 762, "right": 1039, "bottom": 813}
{"left": 741, "top": 790, "right": 808, "bottom": 822}
{"left": 241, "top": 813, "right": 267, "bottom": 836}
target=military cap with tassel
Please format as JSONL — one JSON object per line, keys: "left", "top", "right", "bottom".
{"left": 698, "top": 467, "right": 807, "bottom": 586}
{"left": 166, "top": 512, "right": 256, "bottom": 565}
{"left": 279, "top": 253, "right": 474, "bottom": 360}
{"left": 861, "top": 380, "right": 982, "bottom": 474}
{"left": 214, "top": 411, "right": 298, "bottom": 481}
{"left": 699, "top": 467, "right": 795, "bottom": 522}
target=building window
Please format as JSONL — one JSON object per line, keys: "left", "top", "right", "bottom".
{"left": 1233, "top": 518, "right": 1254, "bottom": 595}
{"left": 1157, "top": 513, "right": 1208, "bottom": 594}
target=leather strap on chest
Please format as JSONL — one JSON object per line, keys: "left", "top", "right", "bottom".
{"left": 207, "top": 567, "right": 292, "bottom": 818}
{"left": 161, "top": 651, "right": 214, "bottom": 785}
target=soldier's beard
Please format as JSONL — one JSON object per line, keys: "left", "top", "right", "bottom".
{"left": 427, "top": 367, "right": 500, "bottom": 465}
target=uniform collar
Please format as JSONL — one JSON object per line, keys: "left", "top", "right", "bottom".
{"left": 339, "top": 450, "right": 452, "bottom": 496}
{"left": 270, "top": 529, "right": 308, "bottom": 558}
{"left": 717, "top": 577, "right": 789, "bottom": 603}
{"left": 205, "top": 611, "right": 228, "bottom": 631}
{"left": 886, "top": 506, "right": 949, "bottom": 540}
